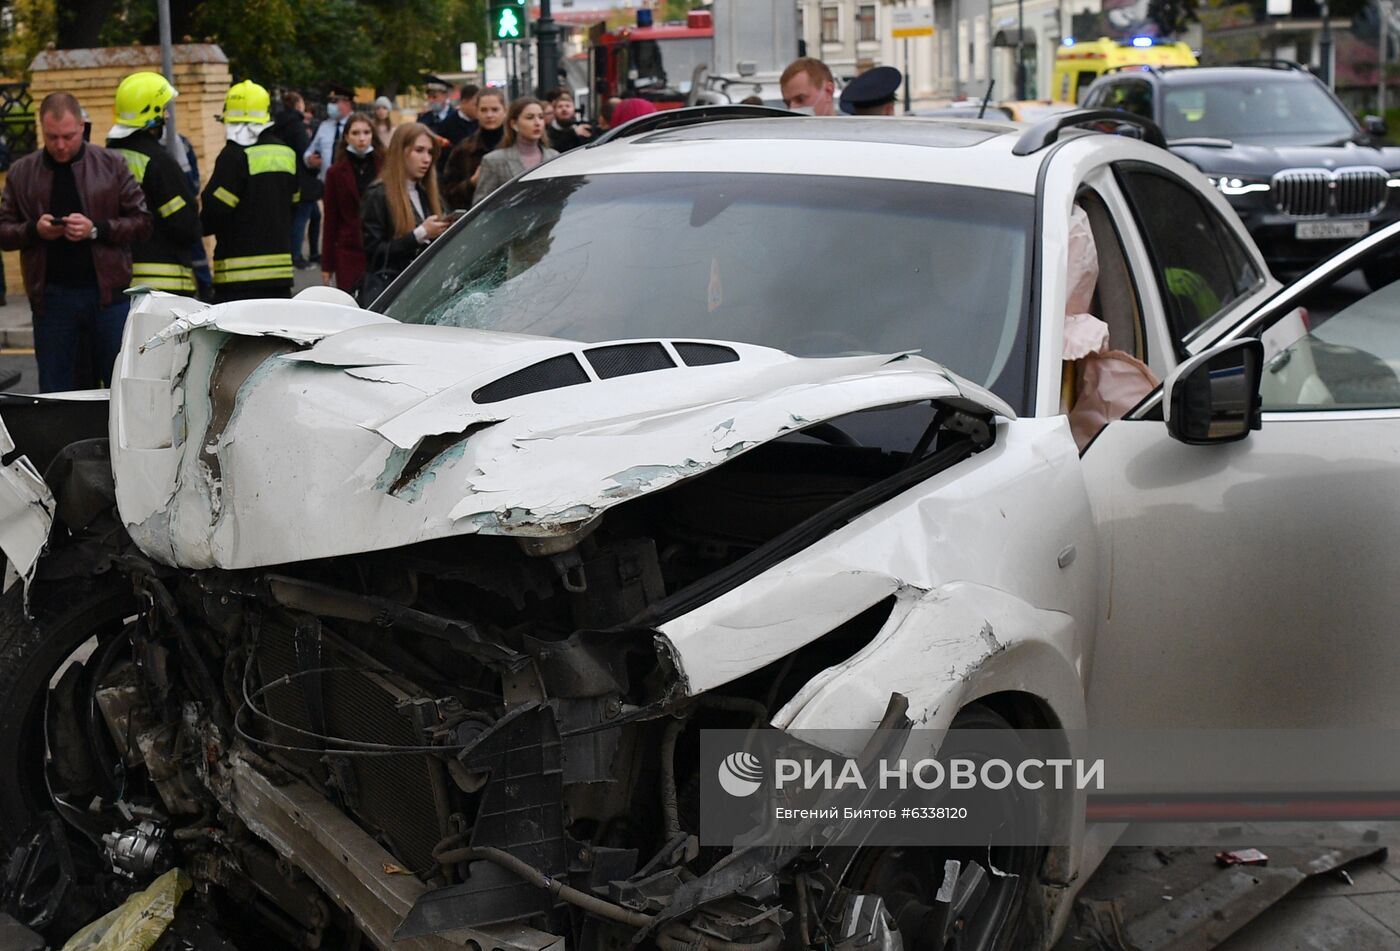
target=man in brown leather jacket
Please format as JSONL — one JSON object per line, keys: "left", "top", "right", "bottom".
{"left": 0, "top": 92, "right": 151, "bottom": 391}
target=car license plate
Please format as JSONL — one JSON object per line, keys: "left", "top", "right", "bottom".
{"left": 1295, "top": 220, "right": 1370, "bottom": 240}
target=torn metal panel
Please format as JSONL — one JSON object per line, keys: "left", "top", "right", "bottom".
{"left": 0, "top": 411, "right": 55, "bottom": 585}
{"left": 659, "top": 417, "right": 1096, "bottom": 699}
{"left": 110, "top": 299, "right": 1012, "bottom": 568}
{"left": 141, "top": 297, "right": 393, "bottom": 350}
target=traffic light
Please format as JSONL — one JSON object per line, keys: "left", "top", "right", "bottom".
{"left": 490, "top": 0, "right": 527, "bottom": 41}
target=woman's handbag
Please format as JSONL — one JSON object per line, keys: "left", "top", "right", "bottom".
{"left": 356, "top": 245, "right": 395, "bottom": 307}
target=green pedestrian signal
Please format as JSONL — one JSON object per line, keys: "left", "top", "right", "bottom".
{"left": 490, "top": 0, "right": 527, "bottom": 41}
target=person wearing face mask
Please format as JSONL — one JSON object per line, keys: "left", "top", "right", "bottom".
{"left": 442, "top": 89, "right": 507, "bottom": 210}
{"left": 471, "top": 97, "right": 559, "bottom": 208}
{"left": 305, "top": 84, "right": 354, "bottom": 184}
{"left": 321, "top": 114, "right": 382, "bottom": 293}
{"left": 780, "top": 57, "right": 838, "bottom": 116}
{"left": 544, "top": 88, "right": 592, "bottom": 152}
{"left": 359, "top": 122, "right": 451, "bottom": 301}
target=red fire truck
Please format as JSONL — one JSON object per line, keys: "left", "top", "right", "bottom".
{"left": 589, "top": 10, "right": 714, "bottom": 111}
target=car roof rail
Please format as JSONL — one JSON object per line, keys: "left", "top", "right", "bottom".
{"left": 587, "top": 104, "right": 799, "bottom": 148}
{"left": 1012, "top": 108, "right": 1167, "bottom": 155}
{"left": 1228, "top": 58, "right": 1311, "bottom": 71}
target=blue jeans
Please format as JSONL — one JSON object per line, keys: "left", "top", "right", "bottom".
{"left": 34, "top": 286, "right": 129, "bottom": 392}
{"left": 291, "top": 199, "right": 322, "bottom": 263}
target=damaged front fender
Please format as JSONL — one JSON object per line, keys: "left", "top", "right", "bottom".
{"left": 0, "top": 411, "right": 55, "bottom": 585}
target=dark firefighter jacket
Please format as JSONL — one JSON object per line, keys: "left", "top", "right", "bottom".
{"left": 107, "top": 130, "right": 202, "bottom": 293}
{"left": 200, "top": 128, "right": 298, "bottom": 293}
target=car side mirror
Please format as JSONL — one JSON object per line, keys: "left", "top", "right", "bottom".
{"left": 1363, "top": 114, "right": 1388, "bottom": 139}
{"left": 1163, "top": 338, "right": 1264, "bottom": 445}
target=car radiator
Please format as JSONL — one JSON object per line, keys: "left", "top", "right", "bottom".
{"left": 255, "top": 618, "right": 454, "bottom": 878}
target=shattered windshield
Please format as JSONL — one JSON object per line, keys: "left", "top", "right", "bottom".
{"left": 381, "top": 173, "right": 1035, "bottom": 410}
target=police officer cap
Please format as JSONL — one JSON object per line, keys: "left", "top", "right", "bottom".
{"left": 327, "top": 83, "right": 355, "bottom": 101}
{"left": 839, "top": 66, "right": 902, "bottom": 114}
{"left": 422, "top": 74, "right": 451, "bottom": 93}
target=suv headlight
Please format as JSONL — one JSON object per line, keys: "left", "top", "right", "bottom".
{"left": 1208, "top": 176, "right": 1271, "bottom": 197}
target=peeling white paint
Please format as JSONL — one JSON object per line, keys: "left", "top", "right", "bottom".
{"left": 0, "top": 429, "right": 55, "bottom": 584}
{"left": 108, "top": 300, "right": 1012, "bottom": 570}
{"left": 659, "top": 417, "right": 1097, "bottom": 706}
{"left": 142, "top": 297, "right": 393, "bottom": 350}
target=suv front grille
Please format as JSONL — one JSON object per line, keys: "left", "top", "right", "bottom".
{"left": 1272, "top": 166, "right": 1389, "bottom": 219}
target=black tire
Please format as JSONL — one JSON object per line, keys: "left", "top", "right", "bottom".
{"left": 0, "top": 575, "right": 136, "bottom": 847}
{"left": 843, "top": 704, "right": 1046, "bottom": 951}
{"left": 1363, "top": 259, "right": 1398, "bottom": 292}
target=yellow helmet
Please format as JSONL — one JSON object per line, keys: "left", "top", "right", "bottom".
{"left": 222, "top": 80, "right": 271, "bottom": 124}
{"left": 114, "top": 71, "right": 177, "bottom": 128}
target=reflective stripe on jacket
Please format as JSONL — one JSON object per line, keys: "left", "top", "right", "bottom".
{"left": 200, "top": 131, "right": 298, "bottom": 289}
{"left": 109, "top": 131, "right": 201, "bottom": 294}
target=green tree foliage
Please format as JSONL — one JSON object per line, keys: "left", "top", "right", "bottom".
{"left": 0, "top": 0, "right": 487, "bottom": 93}
{"left": 1146, "top": 0, "right": 1201, "bottom": 37}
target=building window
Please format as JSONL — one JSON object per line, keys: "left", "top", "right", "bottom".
{"left": 821, "top": 5, "right": 840, "bottom": 43}
{"left": 858, "top": 4, "right": 877, "bottom": 42}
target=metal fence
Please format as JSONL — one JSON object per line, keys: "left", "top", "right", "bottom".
{"left": 0, "top": 83, "right": 35, "bottom": 164}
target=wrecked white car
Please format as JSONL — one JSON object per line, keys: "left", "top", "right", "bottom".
{"left": 1, "top": 109, "right": 1399, "bottom": 951}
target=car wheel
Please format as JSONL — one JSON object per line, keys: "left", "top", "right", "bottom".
{"left": 0, "top": 576, "right": 137, "bottom": 848}
{"left": 842, "top": 704, "right": 1045, "bottom": 951}
{"left": 1363, "top": 259, "right": 1398, "bottom": 292}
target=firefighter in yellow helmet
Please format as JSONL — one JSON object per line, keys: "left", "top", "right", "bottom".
{"left": 200, "top": 80, "right": 299, "bottom": 301}
{"left": 105, "top": 71, "right": 202, "bottom": 295}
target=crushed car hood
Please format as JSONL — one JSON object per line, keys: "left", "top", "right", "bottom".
{"left": 110, "top": 295, "right": 1013, "bottom": 569}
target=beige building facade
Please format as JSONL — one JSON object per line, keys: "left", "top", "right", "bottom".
{"left": 796, "top": 0, "right": 1103, "bottom": 103}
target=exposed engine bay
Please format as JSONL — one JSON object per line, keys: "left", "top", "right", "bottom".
{"left": 3, "top": 400, "right": 1008, "bottom": 950}
{"left": 0, "top": 295, "right": 1043, "bottom": 950}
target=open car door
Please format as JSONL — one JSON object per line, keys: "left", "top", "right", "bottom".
{"left": 1082, "top": 221, "right": 1400, "bottom": 730}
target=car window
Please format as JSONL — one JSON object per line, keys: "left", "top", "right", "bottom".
{"left": 1259, "top": 278, "right": 1400, "bottom": 411}
{"left": 1115, "top": 163, "right": 1262, "bottom": 349}
{"left": 381, "top": 173, "right": 1038, "bottom": 412}
{"left": 1075, "top": 72, "right": 1099, "bottom": 104}
{"left": 1097, "top": 80, "right": 1153, "bottom": 119}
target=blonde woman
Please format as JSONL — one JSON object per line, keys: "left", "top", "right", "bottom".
{"left": 358, "top": 122, "right": 451, "bottom": 302}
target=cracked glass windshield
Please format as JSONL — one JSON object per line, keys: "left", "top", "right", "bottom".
{"left": 382, "top": 173, "right": 1035, "bottom": 409}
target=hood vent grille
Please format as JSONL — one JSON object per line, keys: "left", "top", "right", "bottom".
{"left": 472, "top": 342, "right": 743, "bottom": 404}
{"left": 473, "top": 354, "right": 590, "bottom": 404}
{"left": 586, "top": 342, "right": 676, "bottom": 378}
{"left": 675, "top": 342, "right": 740, "bottom": 366}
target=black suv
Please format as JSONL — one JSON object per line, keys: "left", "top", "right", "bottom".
{"left": 1084, "top": 63, "right": 1400, "bottom": 287}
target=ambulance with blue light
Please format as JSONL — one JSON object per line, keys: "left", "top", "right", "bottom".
{"left": 1052, "top": 36, "right": 1197, "bottom": 104}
